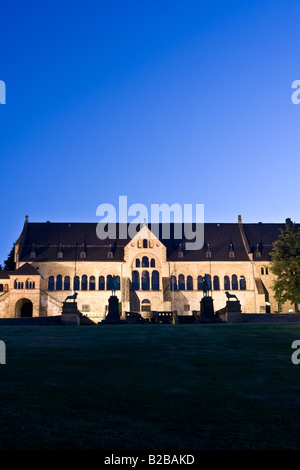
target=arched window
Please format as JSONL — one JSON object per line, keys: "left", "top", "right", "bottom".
{"left": 136, "top": 258, "right": 140, "bottom": 267}
{"left": 266, "top": 267, "right": 269, "bottom": 275}
{"left": 142, "top": 256, "right": 149, "bottom": 267}
{"left": 25, "top": 279, "right": 35, "bottom": 289}
{"left": 4, "top": 284, "right": 8, "bottom": 292}
{"left": 150, "top": 258, "right": 156, "bottom": 268}
{"left": 81, "top": 275, "right": 88, "bottom": 291}
{"left": 0, "top": 284, "right": 3, "bottom": 292}
{"left": 56, "top": 275, "right": 62, "bottom": 291}
{"left": 197, "top": 275, "right": 203, "bottom": 291}
{"left": 239, "top": 276, "right": 246, "bottom": 290}
{"left": 141, "top": 299, "right": 151, "bottom": 312}
{"left": 151, "top": 270, "right": 159, "bottom": 290}
{"left": 14, "top": 280, "right": 17, "bottom": 289}
{"left": 99, "top": 276, "right": 105, "bottom": 290}
{"left": 73, "top": 275, "right": 80, "bottom": 291}
{"left": 107, "top": 275, "right": 112, "bottom": 291}
{"left": 142, "top": 270, "right": 150, "bottom": 290}
{"left": 224, "top": 276, "right": 230, "bottom": 290}
{"left": 132, "top": 271, "right": 140, "bottom": 290}
{"left": 213, "top": 275, "right": 220, "bottom": 290}
{"left": 170, "top": 275, "right": 177, "bottom": 291}
{"left": 115, "top": 275, "right": 120, "bottom": 290}
{"left": 89, "top": 276, "right": 95, "bottom": 290}
{"left": 143, "top": 239, "right": 148, "bottom": 248}
{"left": 232, "top": 274, "right": 238, "bottom": 290}
{"left": 64, "top": 276, "right": 70, "bottom": 290}
{"left": 178, "top": 274, "right": 185, "bottom": 290}
{"left": 48, "top": 276, "right": 55, "bottom": 291}
{"left": 261, "top": 267, "right": 264, "bottom": 275}
{"left": 187, "top": 275, "right": 193, "bottom": 290}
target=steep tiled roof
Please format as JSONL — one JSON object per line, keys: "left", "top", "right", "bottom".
{"left": 14, "top": 262, "right": 40, "bottom": 276}
{"left": 17, "top": 220, "right": 298, "bottom": 263}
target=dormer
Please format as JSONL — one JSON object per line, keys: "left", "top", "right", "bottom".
{"left": 30, "top": 244, "right": 36, "bottom": 259}
{"left": 254, "top": 243, "right": 261, "bottom": 259}
{"left": 80, "top": 243, "right": 86, "bottom": 259}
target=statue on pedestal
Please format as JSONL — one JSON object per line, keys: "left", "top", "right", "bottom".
{"left": 202, "top": 273, "right": 211, "bottom": 297}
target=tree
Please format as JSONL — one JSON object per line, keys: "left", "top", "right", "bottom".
{"left": 3, "top": 244, "right": 15, "bottom": 271}
{"left": 270, "top": 221, "right": 300, "bottom": 306}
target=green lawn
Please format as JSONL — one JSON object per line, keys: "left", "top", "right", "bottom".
{"left": 0, "top": 323, "right": 300, "bottom": 450}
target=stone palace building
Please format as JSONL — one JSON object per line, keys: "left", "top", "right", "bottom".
{"left": 0, "top": 215, "right": 297, "bottom": 322}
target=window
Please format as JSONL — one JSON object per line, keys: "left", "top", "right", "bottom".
{"left": 229, "top": 251, "right": 235, "bottom": 258}
{"left": 57, "top": 251, "right": 63, "bottom": 259}
{"left": 206, "top": 251, "right": 211, "bottom": 258}
{"left": 0, "top": 284, "right": 3, "bottom": 292}
{"left": 74, "top": 275, "right": 80, "bottom": 291}
{"left": 197, "top": 275, "right": 203, "bottom": 291}
{"left": 184, "top": 305, "right": 190, "bottom": 311}
{"left": 107, "top": 252, "right": 113, "bottom": 259}
{"left": 151, "top": 270, "right": 159, "bottom": 291}
{"left": 178, "top": 274, "right": 185, "bottom": 291}
{"left": 150, "top": 258, "right": 155, "bottom": 268}
{"left": 25, "top": 279, "right": 35, "bottom": 289}
{"left": 232, "top": 274, "right": 238, "bottom": 290}
{"left": 143, "top": 239, "right": 148, "bottom": 248}
{"left": 80, "top": 252, "right": 86, "bottom": 259}
{"left": 213, "top": 275, "right": 220, "bottom": 290}
{"left": 261, "top": 267, "right": 264, "bottom": 275}
{"left": 142, "top": 271, "right": 150, "bottom": 290}
{"left": 132, "top": 271, "right": 140, "bottom": 290}
{"left": 56, "top": 275, "right": 62, "bottom": 291}
{"left": 81, "top": 275, "right": 88, "bottom": 290}
{"left": 30, "top": 251, "right": 36, "bottom": 259}
{"left": 255, "top": 252, "right": 261, "bottom": 258}
{"left": 187, "top": 275, "right": 193, "bottom": 290}
{"left": 266, "top": 267, "right": 269, "bottom": 275}
{"left": 82, "top": 304, "right": 90, "bottom": 312}
{"left": 141, "top": 299, "right": 151, "bottom": 312}
{"left": 170, "top": 275, "right": 177, "bottom": 291}
{"left": 224, "top": 276, "right": 230, "bottom": 290}
{"left": 136, "top": 258, "right": 140, "bottom": 268}
{"left": 115, "top": 276, "right": 120, "bottom": 290}
{"left": 239, "top": 276, "right": 246, "bottom": 290}
{"left": 178, "top": 252, "right": 183, "bottom": 259}
{"left": 142, "top": 256, "right": 149, "bottom": 267}
{"left": 4, "top": 284, "right": 8, "bottom": 292}
{"left": 89, "top": 276, "right": 95, "bottom": 290}
{"left": 64, "top": 276, "right": 70, "bottom": 290}
{"left": 48, "top": 276, "right": 55, "bottom": 291}
{"left": 99, "top": 276, "right": 105, "bottom": 290}
{"left": 107, "top": 275, "right": 112, "bottom": 291}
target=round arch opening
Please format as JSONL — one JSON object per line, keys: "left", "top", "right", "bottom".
{"left": 15, "top": 298, "right": 33, "bottom": 318}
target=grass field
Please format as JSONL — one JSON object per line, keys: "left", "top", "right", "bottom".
{"left": 0, "top": 323, "right": 300, "bottom": 450}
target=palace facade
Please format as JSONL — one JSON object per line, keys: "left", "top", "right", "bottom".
{"left": 0, "top": 215, "right": 297, "bottom": 322}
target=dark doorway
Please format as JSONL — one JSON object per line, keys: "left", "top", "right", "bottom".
{"left": 20, "top": 301, "right": 33, "bottom": 317}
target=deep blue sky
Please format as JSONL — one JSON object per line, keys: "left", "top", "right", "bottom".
{"left": 0, "top": 0, "right": 300, "bottom": 265}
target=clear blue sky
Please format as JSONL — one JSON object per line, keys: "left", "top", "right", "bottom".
{"left": 0, "top": 0, "right": 300, "bottom": 265}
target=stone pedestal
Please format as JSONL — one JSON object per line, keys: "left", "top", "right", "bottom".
{"left": 100, "top": 296, "right": 127, "bottom": 324}
{"left": 199, "top": 296, "right": 223, "bottom": 323}
{"left": 226, "top": 300, "right": 242, "bottom": 323}
{"left": 61, "top": 301, "right": 80, "bottom": 326}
